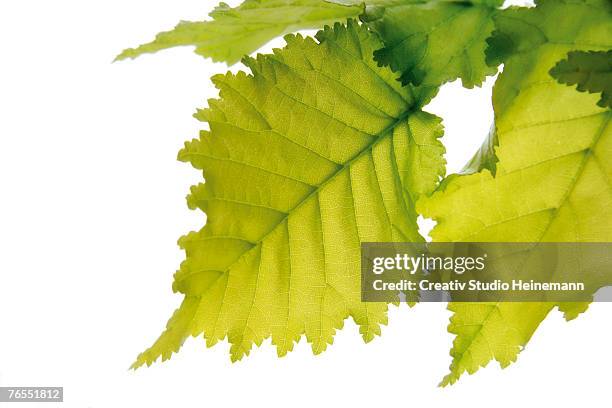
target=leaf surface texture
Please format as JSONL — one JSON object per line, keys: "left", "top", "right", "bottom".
{"left": 133, "top": 22, "right": 446, "bottom": 367}
{"left": 550, "top": 50, "right": 612, "bottom": 108}
{"left": 418, "top": 0, "right": 612, "bottom": 385}
{"left": 363, "top": 0, "right": 504, "bottom": 88}
{"left": 116, "top": 0, "right": 362, "bottom": 64}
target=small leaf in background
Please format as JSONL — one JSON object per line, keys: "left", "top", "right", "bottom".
{"left": 115, "top": 0, "right": 363, "bottom": 64}
{"left": 364, "top": 0, "right": 504, "bottom": 89}
{"left": 550, "top": 50, "right": 612, "bottom": 109}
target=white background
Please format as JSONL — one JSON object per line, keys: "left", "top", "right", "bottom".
{"left": 0, "top": 1, "right": 610, "bottom": 407}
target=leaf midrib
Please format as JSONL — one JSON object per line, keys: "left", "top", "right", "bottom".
{"left": 190, "top": 106, "right": 417, "bottom": 298}
{"left": 444, "top": 101, "right": 610, "bottom": 385}
{"left": 202, "top": 107, "right": 418, "bottom": 356}
{"left": 443, "top": 21, "right": 611, "bottom": 377}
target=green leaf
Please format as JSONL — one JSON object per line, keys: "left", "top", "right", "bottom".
{"left": 418, "top": 0, "right": 612, "bottom": 385}
{"left": 132, "top": 21, "right": 445, "bottom": 367}
{"left": 550, "top": 50, "right": 612, "bottom": 109}
{"left": 362, "top": 0, "right": 504, "bottom": 88}
{"left": 115, "top": 0, "right": 363, "bottom": 64}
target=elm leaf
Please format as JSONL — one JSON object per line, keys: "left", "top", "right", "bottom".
{"left": 363, "top": 0, "right": 504, "bottom": 88}
{"left": 116, "top": 0, "right": 363, "bottom": 64}
{"left": 132, "top": 21, "right": 445, "bottom": 367}
{"left": 550, "top": 50, "right": 612, "bottom": 109}
{"left": 418, "top": 0, "right": 612, "bottom": 386}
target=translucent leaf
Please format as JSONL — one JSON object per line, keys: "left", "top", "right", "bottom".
{"left": 363, "top": 0, "right": 504, "bottom": 88}
{"left": 418, "top": 0, "right": 612, "bottom": 385}
{"left": 550, "top": 50, "right": 612, "bottom": 109}
{"left": 116, "top": 0, "right": 363, "bottom": 64}
{"left": 132, "top": 21, "right": 445, "bottom": 367}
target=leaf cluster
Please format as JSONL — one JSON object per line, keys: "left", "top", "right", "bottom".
{"left": 119, "top": 0, "right": 612, "bottom": 384}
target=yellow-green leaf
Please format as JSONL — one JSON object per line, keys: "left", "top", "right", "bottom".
{"left": 116, "top": 0, "right": 363, "bottom": 64}
{"left": 132, "top": 21, "right": 445, "bottom": 367}
{"left": 418, "top": 0, "right": 612, "bottom": 386}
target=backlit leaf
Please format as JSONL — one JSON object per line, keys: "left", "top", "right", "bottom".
{"left": 418, "top": 0, "right": 612, "bottom": 386}
{"left": 132, "top": 21, "right": 445, "bottom": 367}
{"left": 116, "top": 0, "right": 363, "bottom": 64}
